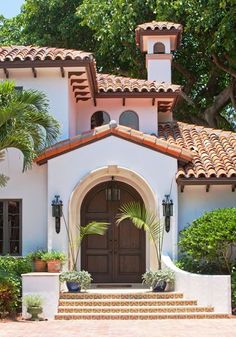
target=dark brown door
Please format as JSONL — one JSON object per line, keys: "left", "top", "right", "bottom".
{"left": 81, "top": 182, "right": 145, "bottom": 283}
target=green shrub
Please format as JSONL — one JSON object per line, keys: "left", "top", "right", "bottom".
{"left": 0, "top": 256, "right": 32, "bottom": 315}
{"left": 232, "top": 268, "right": 236, "bottom": 311}
{"left": 0, "top": 256, "right": 32, "bottom": 276}
{"left": 178, "top": 208, "right": 236, "bottom": 275}
{"left": 0, "top": 275, "right": 19, "bottom": 317}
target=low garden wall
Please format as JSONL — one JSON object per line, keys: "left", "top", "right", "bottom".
{"left": 162, "top": 255, "right": 232, "bottom": 314}
{"left": 22, "top": 273, "right": 60, "bottom": 320}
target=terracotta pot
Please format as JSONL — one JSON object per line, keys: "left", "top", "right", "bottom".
{"left": 33, "top": 259, "right": 47, "bottom": 272}
{"left": 47, "top": 259, "right": 61, "bottom": 273}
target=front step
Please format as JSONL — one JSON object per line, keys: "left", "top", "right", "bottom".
{"left": 58, "top": 305, "right": 214, "bottom": 314}
{"left": 55, "top": 291, "right": 229, "bottom": 320}
{"left": 59, "top": 292, "right": 184, "bottom": 300}
{"left": 59, "top": 299, "right": 198, "bottom": 307}
{"left": 55, "top": 312, "right": 229, "bottom": 320}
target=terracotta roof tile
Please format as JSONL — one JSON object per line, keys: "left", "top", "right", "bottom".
{"left": 135, "top": 21, "right": 183, "bottom": 49}
{"left": 0, "top": 46, "right": 94, "bottom": 62}
{"left": 97, "top": 73, "right": 180, "bottom": 93}
{"left": 159, "top": 122, "right": 236, "bottom": 180}
{"left": 35, "top": 123, "right": 192, "bottom": 165}
{"left": 136, "top": 21, "right": 183, "bottom": 32}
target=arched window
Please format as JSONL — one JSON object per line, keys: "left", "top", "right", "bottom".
{"left": 119, "top": 111, "right": 139, "bottom": 130}
{"left": 153, "top": 42, "right": 165, "bottom": 54}
{"left": 91, "top": 111, "right": 110, "bottom": 129}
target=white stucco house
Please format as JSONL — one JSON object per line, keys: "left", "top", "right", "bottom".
{"left": 0, "top": 21, "right": 235, "bottom": 317}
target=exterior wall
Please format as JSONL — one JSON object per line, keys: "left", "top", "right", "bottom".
{"left": 178, "top": 185, "right": 236, "bottom": 231}
{"left": 147, "top": 59, "right": 171, "bottom": 83}
{"left": 0, "top": 68, "right": 69, "bottom": 140}
{"left": 163, "top": 255, "right": 231, "bottom": 314}
{"left": 47, "top": 136, "right": 178, "bottom": 267}
{"left": 76, "top": 98, "right": 158, "bottom": 135}
{"left": 0, "top": 149, "right": 47, "bottom": 254}
{"left": 22, "top": 273, "right": 60, "bottom": 319}
{"left": 146, "top": 37, "right": 171, "bottom": 54}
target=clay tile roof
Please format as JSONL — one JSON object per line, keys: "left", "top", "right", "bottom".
{"left": 136, "top": 21, "right": 183, "bottom": 32}
{"left": 35, "top": 123, "right": 192, "bottom": 165}
{"left": 158, "top": 122, "right": 236, "bottom": 180}
{"left": 0, "top": 46, "right": 94, "bottom": 62}
{"left": 135, "top": 21, "right": 183, "bottom": 48}
{"left": 97, "top": 73, "right": 181, "bottom": 93}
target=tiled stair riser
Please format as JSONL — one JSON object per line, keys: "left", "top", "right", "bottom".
{"left": 55, "top": 292, "right": 229, "bottom": 320}
{"left": 58, "top": 306, "right": 214, "bottom": 314}
{"left": 59, "top": 299, "right": 198, "bottom": 307}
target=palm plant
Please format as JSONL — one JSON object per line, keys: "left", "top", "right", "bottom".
{"left": 117, "top": 202, "right": 164, "bottom": 269}
{"left": 65, "top": 219, "right": 109, "bottom": 271}
{"left": 0, "top": 80, "right": 60, "bottom": 185}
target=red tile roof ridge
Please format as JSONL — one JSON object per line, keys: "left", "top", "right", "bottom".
{"left": 35, "top": 123, "right": 192, "bottom": 165}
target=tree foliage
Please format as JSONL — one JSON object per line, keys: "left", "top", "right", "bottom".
{"left": 178, "top": 208, "right": 236, "bottom": 275}
{"left": 0, "top": 0, "right": 236, "bottom": 129}
{"left": 0, "top": 81, "right": 60, "bottom": 172}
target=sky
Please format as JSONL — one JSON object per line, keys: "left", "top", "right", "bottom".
{"left": 0, "top": 0, "right": 25, "bottom": 18}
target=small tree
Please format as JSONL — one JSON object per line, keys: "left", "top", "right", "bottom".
{"left": 178, "top": 208, "right": 236, "bottom": 274}
{"left": 117, "top": 202, "right": 164, "bottom": 269}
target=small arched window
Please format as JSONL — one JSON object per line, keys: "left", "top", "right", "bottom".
{"left": 153, "top": 42, "right": 165, "bottom": 54}
{"left": 91, "top": 111, "right": 110, "bottom": 129}
{"left": 119, "top": 111, "right": 139, "bottom": 130}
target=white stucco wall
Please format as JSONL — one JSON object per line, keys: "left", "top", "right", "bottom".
{"left": 0, "top": 68, "right": 69, "bottom": 140}
{"left": 0, "top": 149, "right": 47, "bottom": 254}
{"left": 47, "top": 136, "right": 178, "bottom": 266}
{"left": 147, "top": 59, "right": 171, "bottom": 83}
{"left": 178, "top": 185, "right": 236, "bottom": 231}
{"left": 76, "top": 98, "right": 158, "bottom": 135}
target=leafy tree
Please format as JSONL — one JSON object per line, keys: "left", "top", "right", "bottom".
{"left": 178, "top": 208, "right": 236, "bottom": 275}
{"left": 1, "top": 0, "right": 236, "bottom": 129}
{"left": 0, "top": 0, "right": 95, "bottom": 51}
{"left": 0, "top": 81, "right": 60, "bottom": 185}
{"left": 78, "top": 0, "right": 236, "bottom": 129}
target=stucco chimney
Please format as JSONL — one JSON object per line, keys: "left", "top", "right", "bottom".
{"left": 135, "top": 21, "right": 182, "bottom": 83}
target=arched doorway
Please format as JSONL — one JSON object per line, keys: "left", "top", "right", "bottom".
{"left": 81, "top": 181, "right": 146, "bottom": 283}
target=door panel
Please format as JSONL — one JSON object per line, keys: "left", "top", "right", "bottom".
{"left": 81, "top": 182, "right": 145, "bottom": 283}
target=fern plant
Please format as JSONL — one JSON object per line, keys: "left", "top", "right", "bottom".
{"left": 117, "top": 202, "right": 164, "bottom": 269}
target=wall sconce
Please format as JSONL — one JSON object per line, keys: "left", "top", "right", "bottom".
{"left": 162, "top": 194, "right": 173, "bottom": 233}
{"left": 52, "top": 195, "right": 63, "bottom": 234}
{"left": 106, "top": 176, "right": 120, "bottom": 201}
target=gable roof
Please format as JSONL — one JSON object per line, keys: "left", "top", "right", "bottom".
{"left": 35, "top": 122, "right": 236, "bottom": 185}
{"left": 159, "top": 122, "right": 236, "bottom": 182}
{"left": 35, "top": 123, "right": 192, "bottom": 165}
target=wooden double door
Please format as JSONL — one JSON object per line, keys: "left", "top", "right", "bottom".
{"left": 81, "top": 182, "right": 145, "bottom": 283}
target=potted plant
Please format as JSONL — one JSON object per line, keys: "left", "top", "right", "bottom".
{"left": 28, "top": 250, "right": 47, "bottom": 272}
{"left": 23, "top": 294, "right": 43, "bottom": 321}
{"left": 42, "top": 251, "right": 66, "bottom": 272}
{"left": 142, "top": 269, "right": 175, "bottom": 292}
{"left": 60, "top": 270, "right": 92, "bottom": 292}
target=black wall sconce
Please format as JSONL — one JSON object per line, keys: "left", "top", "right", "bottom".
{"left": 106, "top": 176, "right": 120, "bottom": 201}
{"left": 162, "top": 194, "right": 173, "bottom": 233}
{"left": 52, "top": 195, "right": 63, "bottom": 234}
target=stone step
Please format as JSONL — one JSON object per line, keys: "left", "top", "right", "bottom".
{"left": 59, "top": 292, "right": 183, "bottom": 300}
{"left": 59, "top": 298, "right": 198, "bottom": 307}
{"left": 58, "top": 305, "right": 214, "bottom": 314}
{"left": 55, "top": 312, "right": 229, "bottom": 320}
